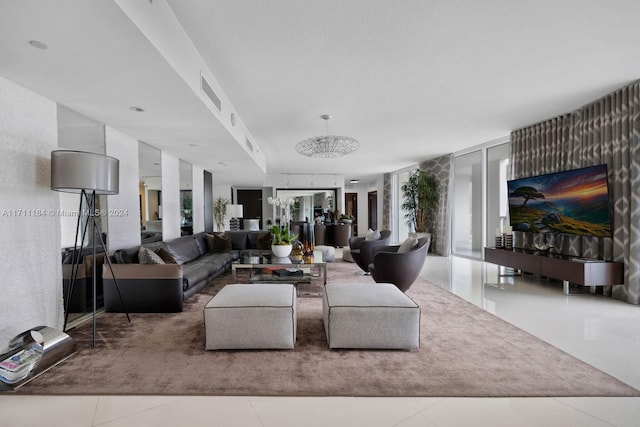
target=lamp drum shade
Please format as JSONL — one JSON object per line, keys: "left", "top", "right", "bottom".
{"left": 226, "top": 204, "right": 244, "bottom": 218}
{"left": 51, "top": 150, "right": 119, "bottom": 194}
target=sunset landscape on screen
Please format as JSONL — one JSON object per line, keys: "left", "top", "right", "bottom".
{"left": 507, "top": 164, "right": 613, "bottom": 237}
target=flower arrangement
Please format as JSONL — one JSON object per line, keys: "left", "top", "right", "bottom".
{"left": 269, "top": 225, "right": 298, "bottom": 245}
{"left": 267, "top": 196, "right": 295, "bottom": 225}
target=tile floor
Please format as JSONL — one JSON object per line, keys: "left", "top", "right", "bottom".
{"left": 1, "top": 254, "right": 639, "bottom": 426}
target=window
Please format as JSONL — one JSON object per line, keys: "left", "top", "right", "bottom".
{"left": 486, "top": 143, "right": 510, "bottom": 246}
{"left": 452, "top": 150, "right": 483, "bottom": 257}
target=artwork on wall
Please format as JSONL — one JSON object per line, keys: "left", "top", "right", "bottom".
{"left": 507, "top": 164, "right": 612, "bottom": 238}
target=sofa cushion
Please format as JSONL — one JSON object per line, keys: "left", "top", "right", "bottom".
{"left": 166, "top": 236, "right": 201, "bottom": 265}
{"left": 206, "top": 233, "right": 232, "bottom": 252}
{"left": 228, "top": 231, "right": 248, "bottom": 250}
{"left": 256, "top": 232, "right": 272, "bottom": 250}
{"left": 200, "top": 251, "right": 235, "bottom": 264}
{"left": 181, "top": 263, "right": 212, "bottom": 291}
{"left": 155, "top": 247, "right": 178, "bottom": 264}
{"left": 365, "top": 228, "right": 381, "bottom": 241}
{"left": 246, "top": 231, "right": 271, "bottom": 249}
{"left": 194, "top": 233, "right": 209, "bottom": 255}
{"left": 114, "top": 249, "right": 137, "bottom": 264}
{"left": 198, "top": 255, "right": 230, "bottom": 274}
{"left": 138, "top": 247, "right": 165, "bottom": 264}
{"left": 205, "top": 233, "right": 215, "bottom": 251}
{"left": 246, "top": 231, "right": 259, "bottom": 249}
{"left": 398, "top": 237, "right": 418, "bottom": 253}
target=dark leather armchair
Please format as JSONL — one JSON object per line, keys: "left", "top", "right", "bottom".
{"left": 348, "top": 230, "right": 392, "bottom": 274}
{"left": 369, "top": 236, "right": 431, "bottom": 292}
{"left": 325, "top": 223, "right": 352, "bottom": 247}
{"left": 314, "top": 223, "right": 326, "bottom": 246}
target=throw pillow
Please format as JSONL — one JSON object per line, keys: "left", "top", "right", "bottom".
{"left": 229, "top": 231, "right": 248, "bottom": 250}
{"left": 114, "top": 249, "right": 136, "bottom": 264}
{"left": 194, "top": 234, "right": 208, "bottom": 255}
{"left": 256, "top": 232, "right": 272, "bottom": 250}
{"left": 398, "top": 237, "right": 419, "bottom": 253}
{"left": 138, "top": 246, "right": 166, "bottom": 264}
{"left": 205, "top": 234, "right": 216, "bottom": 252}
{"left": 155, "top": 247, "right": 177, "bottom": 264}
{"left": 206, "top": 233, "right": 232, "bottom": 252}
{"left": 365, "top": 228, "right": 381, "bottom": 241}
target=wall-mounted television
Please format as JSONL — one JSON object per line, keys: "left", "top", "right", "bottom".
{"left": 507, "top": 164, "right": 612, "bottom": 237}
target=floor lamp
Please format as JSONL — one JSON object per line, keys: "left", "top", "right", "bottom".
{"left": 51, "top": 150, "right": 130, "bottom": 347}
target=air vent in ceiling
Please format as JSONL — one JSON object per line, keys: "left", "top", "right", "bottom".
{"left": 200, "top": 74, "right": 222, "bottom": 113}
{"left": 245, "top": 138, "right": 254, "bottom": 152}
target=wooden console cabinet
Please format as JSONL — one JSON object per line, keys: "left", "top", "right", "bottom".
{"left": 484, "top": 247, "right": 624, "bottom": 295}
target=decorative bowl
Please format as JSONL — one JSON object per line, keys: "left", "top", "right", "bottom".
{"left": 271, "top": 244, "right": 292, "bottom": 258}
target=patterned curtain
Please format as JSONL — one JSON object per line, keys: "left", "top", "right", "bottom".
{"left": 382, "top": 173, "right": 391, "bottom": 231}
{"left": 510, "top": 81, "right": 640, "bottom": 304}
{"left": 510, "top": 114, "right": 576, "bottom": 177}
{"left": 420, "top": 154, "right": 453, "bottom": 256}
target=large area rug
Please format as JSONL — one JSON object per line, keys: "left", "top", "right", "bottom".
{"left": 17, "top": 260, "right": 640, "bottom": 397}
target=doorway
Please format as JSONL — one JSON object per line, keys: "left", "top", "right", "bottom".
{"left": 345, "top": 192, "right": 358, "bottom": 236}
{"left": 236, "top": 189, "right": 263, "bottom": 229}
{"left": 368, "top": 191, "right": 378, "bottom": 231}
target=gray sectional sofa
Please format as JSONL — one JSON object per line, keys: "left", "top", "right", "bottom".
{"left": 103, "top": 230, "right": 272, "bottom": 313}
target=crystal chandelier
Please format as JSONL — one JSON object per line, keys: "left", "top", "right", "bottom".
{"left": 295, "top": 114, "right": 359, "bottom": 158}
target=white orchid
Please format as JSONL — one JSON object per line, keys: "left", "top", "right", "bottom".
{"left": 268, "top": 197, "right": 295, "bottom": 225}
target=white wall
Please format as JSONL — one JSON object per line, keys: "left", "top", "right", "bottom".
{"left": 0, "top": 76, "right": 63, "bottom": 339}
{"left": 191, "top": 165, "right": 204, "bottom": 234}
{"left": 161, "top": 151, "right": 180, "bottom": 240}
{"left": 105, "top": 126, "right": 141, "bottom": 248}
{"left": 114, "top": 0, "right": 267, "bottom": 174}
{"left": 56, "top": 105, "right": 106, "bottom": 248}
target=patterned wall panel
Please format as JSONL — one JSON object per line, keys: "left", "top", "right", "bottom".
{"left": 420, "top": 154, "right": 453, "bottom": 256}
{"left": 382, "top": 173, "right": 391, "bottom": 231}
{"left": 510, "top": 80, "right": 640, "bottom": 304}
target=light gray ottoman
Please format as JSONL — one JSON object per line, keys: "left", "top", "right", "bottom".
{"left": 342, "top": 248, "right": 355, "bottom": 263}
{"left": 204, "top": 284, "right": 297, "bottom": 350}
{"left": 315, "top": 245, "right": 335, "bottom": 262}
{"left": 323, "top": 283, "right": 420, "bottom": 349}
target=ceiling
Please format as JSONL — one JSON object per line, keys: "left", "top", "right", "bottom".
{"left": 1, "top": 1, "right": 639, "bottom": 186}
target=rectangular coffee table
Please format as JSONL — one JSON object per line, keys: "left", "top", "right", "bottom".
{"left": 231, "top": 251, "right": 327, "bottom": 286}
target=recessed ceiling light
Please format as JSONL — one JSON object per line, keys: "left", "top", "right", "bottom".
{"left": 350, "top": 179, "right": 359, "bottom": 184}
{"left": 28, "top": 40, "right": 47, "bottom": 50}
{"left": 188, "top": 143, "right": 198, "bottom": 147}
{"left": 129, "top": 106, "right": 144, "bottom": 112}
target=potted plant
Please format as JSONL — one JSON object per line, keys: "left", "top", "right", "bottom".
{"left": 213, "top": 196, "right": 230, "bottom": 232}
{"left": 269, "top": 225, "right": 298, "bottom": 257}
{"left": 339, "top": 214, "right": 354, "bottom": 224}
{"left": 401, "top": 169, "right": 438, "bottom": 238}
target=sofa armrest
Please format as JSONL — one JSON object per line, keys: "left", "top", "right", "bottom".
{"left": 103, "top": 264, "right": 183, "bottom": 280}
{"left": 372, "top": 245, "right": 400, "bottom": 255}
{"left": 349, "top": 236, "right": 365, "bottom": 249}
{"left": 102, "top": 264, "right": 184, "bottom": 313}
